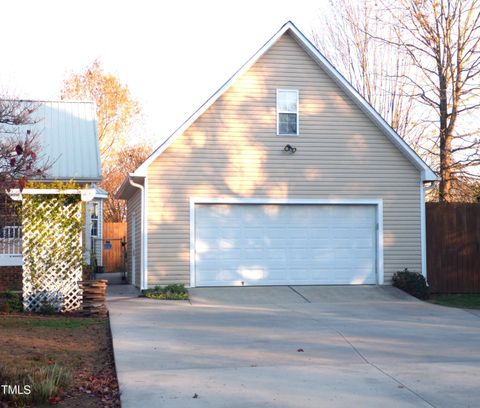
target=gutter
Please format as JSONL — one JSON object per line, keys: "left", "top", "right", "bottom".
{"left": 128, "top": 175, "right": 148, "bottom": 290}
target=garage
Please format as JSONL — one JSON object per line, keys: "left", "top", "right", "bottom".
{"left": 192, "top": 201, "right": 380, "bottom": 287}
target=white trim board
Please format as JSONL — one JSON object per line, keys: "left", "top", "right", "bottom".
{"left": 0, "top": 254, "right": 22, "bottom": 266}
{"left": 8, "top": 188, "right": 97, "bottom": 202}
{"left": 143, "top": 176, "right": 149, "bottom": 290}
{"left": 133, "top": 21, "right": 436, "bottom": 182}
{"left": 420, "top": 182, "right": 427, "bottom": 279}
{"left": 131, "top": 211, "right": 136, "bottom": 287}
{"left": 189, "top": 197, "right": 384, "bottom": 288}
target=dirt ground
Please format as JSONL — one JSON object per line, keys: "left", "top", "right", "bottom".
{"left": 0, "top": 313, "right": 120, "bottom": 407}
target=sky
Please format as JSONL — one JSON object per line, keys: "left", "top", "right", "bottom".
{"left": 1, "top": 0, "right": 328, "bottom": 147}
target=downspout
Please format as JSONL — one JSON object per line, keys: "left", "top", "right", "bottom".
{"left": 128, "top": 176, "right": 147, "bottom": 290}
{"left": 421, "top": 179, "right": 436, "bottom": 282}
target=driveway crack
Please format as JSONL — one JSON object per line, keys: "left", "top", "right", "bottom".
{"left": 288, "top": 286, "right": 311, "bottom": 303}
{"left": 336, "top": 330, "right": 437, "bottom": 408}
{"left": 462, "top": 308, "right": 480, "bottom": 319}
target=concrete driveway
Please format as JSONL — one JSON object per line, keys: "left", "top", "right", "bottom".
{"left": 108, "top": 286, "right": 480, "bottom": 408}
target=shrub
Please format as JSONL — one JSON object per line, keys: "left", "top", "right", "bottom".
{"left": 144, "top": 284, "right": 189, "bottom": 300}
{"left": 38, "top": 299, "right": 59, "bottom": 315}
{"left": 164, "top": 284, "right": 188, "bottom": 296}
{"left": 0, "top": 290, "right": 23, "bottom": 313}
{"left": 392, "top": 268, "right": 429, "bottom": 300}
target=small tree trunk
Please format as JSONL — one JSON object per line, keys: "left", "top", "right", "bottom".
{"left": 439, "top": 133, "right": 453, "bottom": 202}
{"left": 438, "top": 69, "right": 453, "bottom": 202}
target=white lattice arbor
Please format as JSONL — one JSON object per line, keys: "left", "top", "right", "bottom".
{"left": 5, "top": 187, "right": 97, "bottom": 312}
{"left": 21, "top": 193, "right": 84, "bottom": 312}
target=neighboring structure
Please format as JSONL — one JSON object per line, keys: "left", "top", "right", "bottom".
{"left": 89, "top": 185, "right": 108, "bottom": 269}
{"left": 0, "top": 101, "right": 105, "bottom": 291}
{"left": 117, "top": 21, "right": 437, "bottom": 290}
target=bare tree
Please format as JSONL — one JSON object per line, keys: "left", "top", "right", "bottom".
{"left": 312, "top": 0, "right": 417, "bottom": 140}
{"left": 0, "top": 99, "right": 48, "bottom": 191}
{"left": 314, "top": 0, "right": 480, "bottom": 202}
{"left": 383, "top": 0, "right": 480, "bottom": 201}
{"left": 102, "top": 144, "right": 150, "bottom": 222}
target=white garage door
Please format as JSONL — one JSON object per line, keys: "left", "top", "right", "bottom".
{"left": 194, "top": 204, "right": 377, "bottom": 287}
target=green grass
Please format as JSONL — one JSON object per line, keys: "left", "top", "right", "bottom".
{"left": 428, "top": 294, "right": 480, "bottom": 309}
{"left": 143, "top": 284, "right": 189, "bottom": 300}
{"left": 0, "top": 316, "right": 98, "bottom": 330}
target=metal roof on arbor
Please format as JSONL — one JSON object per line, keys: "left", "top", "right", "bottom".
{"left": 2, "top": 100, "right": 102, "bottom": 182}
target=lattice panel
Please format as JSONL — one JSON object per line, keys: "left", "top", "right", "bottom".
{"left": 22, "top": 195, "right": 83, "bottom": 312}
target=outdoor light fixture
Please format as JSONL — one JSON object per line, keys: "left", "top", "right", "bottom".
{"left": 284, "top": 144, "right": 297, "bottom": 153}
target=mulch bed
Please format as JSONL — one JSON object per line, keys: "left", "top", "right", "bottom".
{"left": 0, "top": 312, "right": 120, "bottom": 407}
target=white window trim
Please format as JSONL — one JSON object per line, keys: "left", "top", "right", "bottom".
{"left": 189, "top": 197, "right": 384, "bottom": 288}
{"left": 276, "top": 89, "right": 299, "bottom": 136}
{"left": 90, "top": 202, "right": 99, "bottom": 238}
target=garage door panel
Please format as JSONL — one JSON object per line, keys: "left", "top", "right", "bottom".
{"left": 243, "top": 248, "right": 265, "bottom": 259}
{"left": 309, "top": 238, "right": 333, "bottom": 248}
{"left": 311, "top": 252, "right": 334, "bottom": 261}
{"left": 263, "top": 249, "right": 288, "bottom": 259}
{"left": 195, "top": 204, "right": 377, "bottom": 286}
{"left": 349, "top": 238, "right": 375, "bottom": 248}
{"left": 289, "top": 248, "right": 310, "bottom": 259}
{"left": 285, "top": 240, "right": 306, "bottom": 250}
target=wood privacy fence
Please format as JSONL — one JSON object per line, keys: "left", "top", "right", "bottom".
{"left": 426, "top": 203, "right": 480, "bottom": 293}
{"left": 102, "top": 222, "right": 127, "bottom": 273}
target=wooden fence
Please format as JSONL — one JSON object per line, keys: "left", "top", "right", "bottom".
{"left": 102, "top": 222, "right": 127, "bottom": 273}
{"left": 426, "top": 203, "right": 480, "bottom": 293}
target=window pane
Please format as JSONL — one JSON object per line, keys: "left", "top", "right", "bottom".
{"left": 90, "top": 202, "right": 98, "bottom": 219}
{"left": 91, "top": 219, "right": 98, "bottom": 237}
{"left": 278, "top": 90, "right": 297, "bottom": 112}
{"left": 279, "top": 113, "right": 297, "bottom": 134}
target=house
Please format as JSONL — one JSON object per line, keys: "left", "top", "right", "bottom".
{"left": 0, "top": 100, "right": 105, "bottom": 291}
{"left": 117, "top": 21, "right": 437, "bottom": 290}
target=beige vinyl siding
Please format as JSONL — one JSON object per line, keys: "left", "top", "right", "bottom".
{"left": 146, "top": 32, "right": 422, "bottom": 286}
{"left": 127, "top": 190, "right": 142, "bottom": 287}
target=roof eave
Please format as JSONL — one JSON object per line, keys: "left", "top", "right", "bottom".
{"left": 115, "top": 176, "right": 131, "bottom": 199}
{"left": 421, "top": 170, "right": 439, "bottom": 182}
{"left": 116, "top": 174, "right": 145, "bottom": 199}
{"left": 39, "top": 176, "right": 103, "bottom": 183}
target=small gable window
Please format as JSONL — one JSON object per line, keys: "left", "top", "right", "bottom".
{"left": 277, "top": 89, "right": 299, "bottom": 135}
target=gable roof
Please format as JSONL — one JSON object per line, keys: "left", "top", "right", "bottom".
{"left": 133, "top": 21, "right": 436, "bottom": 182}
{"left": 1, "top": 100, "right": 102, "bottom": 182}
